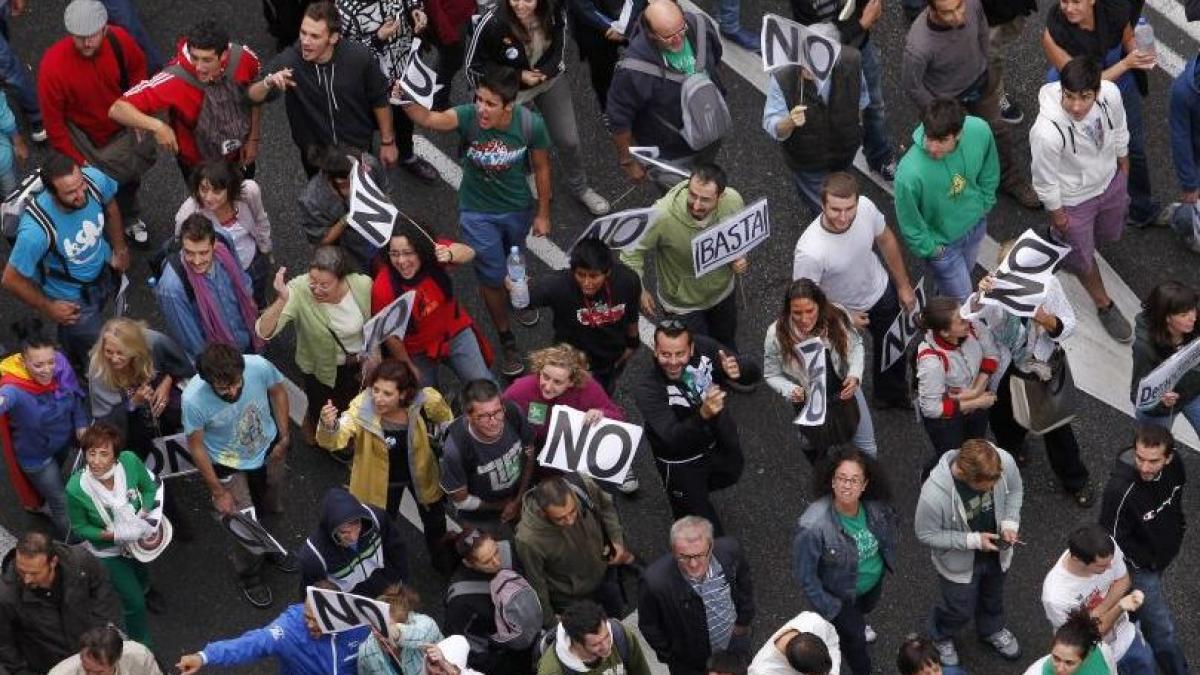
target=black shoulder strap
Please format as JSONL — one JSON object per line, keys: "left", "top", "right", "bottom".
{"left": 165, "top": 250, "right": 197, "bottom": 303}
{"left": 609, "top": 619, "right": 631, "bottom": 665}
{"left": 26, "top": 199, "right": 86, "bottom": 286}
{"left": 106, "top": 32, "right": 129, "bottom": 92}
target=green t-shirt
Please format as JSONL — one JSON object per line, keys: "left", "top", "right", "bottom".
{"left": 1041, "top": 645, "right": 1109, "bottom": 675}
{"left": 837, "top": 505, "right": 884, "bottom": 596}
{"left": 954, "top": 478, "right": 997, "bottom": 535}
{"left": 662, "top": 38, "right": 696, "bottom": 75}
{"left": 454, "top": 104, "right": 551, "bottom": 214}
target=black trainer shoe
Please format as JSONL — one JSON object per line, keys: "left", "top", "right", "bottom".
{"left": 241, "top": 581, "right": 274, "bottom": 608}
{"left": 999, "top": 93, "right": 1024, "bottom": 124}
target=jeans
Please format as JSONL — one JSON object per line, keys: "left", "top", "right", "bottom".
{"left": 526, "top": 76, "right": 589, "bottom": 195}
{"left": 1118, "top": 630, "right": 1159, "bottom": 675}
{"left": 930, "top": 552, "right": 1007, "bottom": 641}
{"left": 1130, "top": 568, "right": 1191, "bottom": 675}
{"left": 1136, "top": 397, "right": 1200, "bottom": 440}
{"left": 850, "top": 389, "right": 877, "bottom": 454}
{"left": 990, "top": 367, "right": 1090, "bottom": 492}
{"left": 716, "top": 0, "right": 742, "bottom": 33}
{"left": 0, "top": 10, "right": 39, "bottom": 128}
{"left": 653, "top": 446, "right": 744, "bottom": 537}
{"left": 926, "top": 217, "right": 987, "bottom": 301}
{"left": 1116, "top": 72, "right": 1156, "bottom": 223}
{"left": 389, "top": 104, "right": 419, "bottom": 161}
{"left": 59, "top": 269, "right": 117, "bottom": 373}
{"left": 790, "top": 165, "right": 830, "bottom": 217}
{"left": 860, "top": 39, "right": 893, "bottom": 170}
{"left": 671, "top": 290, "right": 739, "bottom": 351}
{"left": 23, "top": 457, "right": 69, "bottom": 538}
{"left": 100, "top": 0, "right": 165, "bottom": 73}
{"left": 412, "top": 328, "right": 497, "bottom": 390}
{"left": 831, "top": 581, "right": 884, "bottom": 675}
{"left": 961, "top": 69, "right": 1022, "bottom": 190}
{"left": 864, "top": 281, "right": 909, "bottom": 404}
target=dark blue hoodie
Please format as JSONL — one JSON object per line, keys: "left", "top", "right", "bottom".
{"left": 296, "top": 488, "right": 409, "bottom": 598}
{"left": 1170, "top": 54, "right": 1200, "bottom": 193}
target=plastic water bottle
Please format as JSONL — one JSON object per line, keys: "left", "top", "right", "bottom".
{"left": 507, "top": 246, "right": 530, "bottom": 308}
{"left": 1134, "top": 17, "right": 1156, "bottom": 55}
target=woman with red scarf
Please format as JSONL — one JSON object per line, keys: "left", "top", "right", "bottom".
{"left": 0, "top": 321, "right": 89, "bottom": 538}
{"left": 372, "top": 220, "right": 496, "bottom": 389}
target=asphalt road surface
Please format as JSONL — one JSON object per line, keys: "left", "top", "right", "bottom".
{"left": 0, "top": 1, "right": 1198, "bottom": 673}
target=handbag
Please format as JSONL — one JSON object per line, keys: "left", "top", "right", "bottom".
{"left": 1009, "top": 347, "right": 1077, "bottom": 434}
{"left": 65, "top": 33, "right": 158, "bottom": 183}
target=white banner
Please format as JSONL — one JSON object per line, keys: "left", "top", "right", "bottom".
{"left": 793, "top": 338, "right": 828, "bottom": 426}
{"left": 220, "top": 507, "right": 288, "bottom": 557}
{"left": 629, "top": 146, "right": 689, "bottom": 178}
{"left": 538, "top": 406, "right": 642, "bottom": 485}
{"left": 760, "top": 14, "right": 842, "bottom": 88}
{"left": 691, "top": 198, "right": 770, "bottom": 277}
{"left": 1136, "top": 337, "right": 1200, "bottom": 411}
{"left": 879, "top": 277, "right": 927, "bottom": 373}
{"left": 362, "top": 290, "right": 415, "bottom": 353}
{"left": 398, "top": 38, "right": 443, "bottom": 109}
{"left": 978, "top": 229, "right": 1071, "bottom": 317}
{"left": 569, "top": 207, "right": 657, "bottom": 253}
{"left": 306, "top": 586, "right": 392, "bottom": 635}
{"left": 346, "top": 158, "right": 397, "bottom": 249}
{"left": 144, "top": 432, "right": 198, "bottom": 478}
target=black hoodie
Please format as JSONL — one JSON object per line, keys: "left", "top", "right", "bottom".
{"left": 1099, "top": 447, "right": 1187, "bottom": 571}
{"left": 296, "top": 488, "right": 409, "bottom": 598}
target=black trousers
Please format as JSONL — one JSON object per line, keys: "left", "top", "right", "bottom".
{"left": 672, "top": 291, "right": 739, "bottom": 352}
{"left": 921, "top": 409, "right": 989, "bottom": 481}
{"left": 831, "top": 580, "right": 884, "bottom": 675}
{"left": 989, "top": 367, "right": 1090, "bottom": 492}
{"left": 571, "top": 21, "right": 622, "bottom": 112}
{"left": 653, "top": 448, "right": 744, "bottom": 536}
{"left": 385, "top": 483, "right": 453, "bottom": 573}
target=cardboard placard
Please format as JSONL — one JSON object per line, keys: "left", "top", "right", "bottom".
{"left": 306, "top": 586, "right": 392, "bottom": 635}
{"left": 362, "top": 290, "right": 415, "bottom": 353}
{"left": 538, "top": 406, "right": 643, "bottom": 485}
{"left": 793, "top": 338, "right": 827, "bottom": 426}
{"left": 761, "top": 14, "right": 842, "bottom": 88}
{"left": 879, "top": 277, "right": 927, "bottom": 373}
{"left": 691, "top": 198, "right": 770, "bottom": 277}
{"left": 978, "top": 229, "right": 1071, "bottom": 317}
{"left": 569, "top": 207, "right": 657, "bottom": 253}
{"left": 346, "top": 158, "right": 397, "bottom": 249}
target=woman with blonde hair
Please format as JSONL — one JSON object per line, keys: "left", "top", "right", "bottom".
{"left": 88, "top": 317, "right": 193, "bottom": 537}
{"left": 503, "top": 344, "right": 624, "bottom": 448}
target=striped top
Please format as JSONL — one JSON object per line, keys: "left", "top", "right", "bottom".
{"left": 688, "top": 555, "right": 735, "bottom": 651}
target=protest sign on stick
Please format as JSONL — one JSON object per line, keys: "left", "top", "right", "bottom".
{"left": 569, "top": 207, "right": 657, "bottom": 253}
{"left": 362, "top": 290, "right": 415, "bottom": 353}
{"left": 978, "top": 229, "right": 1071, "bottom": 317}
{"left": 306, "top": 586, "right": 392, "bottom": 635}
{"left": 879, "top": 277, "right": 927, "bottom": 373}
{"left": 691, "top": 198, "right": 770, "bottom": 277}
{"left": 629, "top": 147, "right": 689, "bottom": 178}
{"left": 398, "top": 38, "right": 443, "bottom": 108}
{"left": 539, "top": 406, "right": 643, "bottom": 485}
{"left": 761, "top": 14, "right": 842, "bottom": 88}
{"left": 346, "top": 158, "right": 398, "bottom": 249}
{"left": 145, "top": 433, "right": 198, "bottom": 478}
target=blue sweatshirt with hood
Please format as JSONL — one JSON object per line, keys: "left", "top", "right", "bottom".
{"left": 201, "top": 603, "right": 368, "bottom": 675}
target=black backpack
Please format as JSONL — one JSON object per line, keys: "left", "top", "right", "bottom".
{"left": 1, "top": 171, "right": 105, "bottom": 286}
{"left": 147, "top": 228, "right": 237, "bottom": 302}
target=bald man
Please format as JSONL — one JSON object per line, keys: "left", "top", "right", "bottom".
{"left": 607, "top": 1, "right": 728, "bottom": 192}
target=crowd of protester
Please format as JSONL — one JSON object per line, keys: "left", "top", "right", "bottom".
{"left": 0, "top": 0, "right": 1197, "bottom": 674}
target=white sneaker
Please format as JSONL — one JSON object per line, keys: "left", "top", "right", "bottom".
{"left": 864, "top": 624, "right": 877, "bottom": 644}
{"left": 30, "top": 127, "right": 47, "bottom": 143}
{"left": 125, "top": 219, "right": 150, "bottom": 245}
{"left": 576, "top": 188, "right": 611, "bottom": 216}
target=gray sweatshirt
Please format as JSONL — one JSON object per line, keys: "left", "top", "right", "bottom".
{"left": 901, "top": 0, "right": 989, "bottom": 109}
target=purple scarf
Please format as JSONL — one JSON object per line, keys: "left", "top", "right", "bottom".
{"left": 184, "top": 242, "right": 264, "bottom": 352}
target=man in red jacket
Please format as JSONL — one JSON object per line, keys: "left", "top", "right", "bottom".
{"left": 109, "top": 19, "right": 262, "bottom": 182}
{"left": 38, "top": 0, "right": 149, "bottom": 245}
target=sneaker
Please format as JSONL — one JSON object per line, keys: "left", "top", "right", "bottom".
{"left": 400, "top": 155, "right": 440, "bottom": 184}
{"left": 870, "top": 160, "right": 897, "bottom": 182}
{"left": 501, "top": 339, "right": 525, "bottom": 377}
{"left": 240, "top": 581, "right": 274, "bottom": 608}
{"left": 514, "top": 307, "right": 540, "bottom": 327}
{"left": 1127, "top": 203, "right": 1173, "bottom": 229}
{"left": 125, "top": 219, "right": 150, "bottom": 246}
{"left": 619, "top": 470, "right": 640, "bottom": 494}
{"left": 1097, "top": 302, "right": 1133, "bottom": 343}
{"left": 30, "top": 127, "right": 47, "bottom": 143}
{"left": 1004, "top": 181, "right": 1043, "bottom": 210}
{"left": 864, "top": 624, "right": 877, "bottom": 644}
{"left": 1072, "top": 481, "right": 1095, "bottom": 508}
{"left": 999, "top": 93, "right": 1024, "bottom": 124}
{"left": 721, "top": 28, "right": 761, "bottom": 54}
{"left": 981, "top": 628, "right": 1022, "bottom": 660}
{"left": 267, "top": 552, "right": 299, "bottom": 573}
{"left": 575, "top": 188, "right": 611, "bottom": 216}
{"left": 934, "top": 639, "right": 959, "bottom": 667}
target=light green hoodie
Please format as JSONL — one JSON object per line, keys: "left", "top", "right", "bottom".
{"left": 621, "top": 180, "right": 745, "bottom": 312}
{"left": 894, "top": 115, "right": 999, "bottom": 259}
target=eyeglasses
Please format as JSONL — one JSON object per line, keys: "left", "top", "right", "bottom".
{"left": 833, "top": 475, "right": 864, "bottom": 487}
{"left": 675, "top": 547, "right": 711, "bottom": 564}
{"left": 470, "top": 408, "right": 505, "bottom": 422}
{"left": 654, "top": 23, "right": 687, "bottom": 41}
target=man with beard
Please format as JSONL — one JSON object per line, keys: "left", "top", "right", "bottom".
{"left": 633, "top": 321, "right": 759, "bottom": 535}
{"left": 0, "top": 152, "right": 128, "bottom": 370}
{"left": 183, "top": 343, "right": 293, "bottom": 608}
{"left": 622, "top": 164, "right": 747, "bottom": 351}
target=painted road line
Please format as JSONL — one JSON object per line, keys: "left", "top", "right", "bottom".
{"left": 1143, "top": 0, "right": 1193, "bottom": 77}
{"left": 682, "top": 1, "right": 1199, "bottom": 449}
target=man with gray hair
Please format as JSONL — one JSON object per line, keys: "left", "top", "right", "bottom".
{"left": 638, "top": 517, "right": 754, "bottom": 675}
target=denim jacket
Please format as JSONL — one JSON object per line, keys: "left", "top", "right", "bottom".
{"left": 792, "top": 496, "right": 898, "bottom": 620}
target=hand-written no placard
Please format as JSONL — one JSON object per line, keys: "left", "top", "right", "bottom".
{"left": 978, "top": 229, "right": 1071, "bottom": 317}
{"left": 346, "top": 158, "right": 397, "bottom": 249}
{"left": 362, "top": 290, "right": 415, "bottom": 353}
{"left": 692, "top": 198, "right": 769, "bottom": 277}
{"left": 306, "top": 586, "right": 391, "bottom": 635}
{"left": 538, "top": 406, "right": 642, "bottom": 485}
{"left": 880, "top": 277, "right": 927, "bottom": 373}
{"left": 793, "top": 338, "right": 827, "bottom": 426}
{"left": 569, "top": 207, "right": 657, "bottom": 253}
{"left": 144, "top": 432, "right": 198, "bottom": 478}
{"left": 761, "top": 14, "right": 842, "bottom": 88}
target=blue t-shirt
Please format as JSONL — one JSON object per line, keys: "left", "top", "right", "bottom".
{"left": 8, "top": 167, "right": 118, "bottom": 301}
{"left": 182, "top": 355, "right": 284, "bottom": 470}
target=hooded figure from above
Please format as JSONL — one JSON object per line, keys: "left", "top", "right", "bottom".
{"left": 295, "top": 487, "right": 409, "bottom": 598}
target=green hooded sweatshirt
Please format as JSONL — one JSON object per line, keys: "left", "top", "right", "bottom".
{"left": 621, "top": 180, "right": 745, "bottom": 312}
{"left": 894, "top": 115, "right": 999, "bottom": 259}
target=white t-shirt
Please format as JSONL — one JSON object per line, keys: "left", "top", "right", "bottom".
{"left": 748, "top": 612, "right": 841, "bottom": 675}
{"left": 1041, "top": 543, "right": 1135, "bottom": 660}
{"left": 791, "top": 196, "right": 889, "bottom": 313}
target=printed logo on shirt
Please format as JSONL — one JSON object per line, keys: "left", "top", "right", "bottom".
{"left": 961, "top": 490, "right": 994, "bottom": 523}
{"left": 576, "top": 302, "right": 627, "bottom": 328}
{"left": 466, "top": 138, "right": 527, "bottom": 176}
{"left": 216, "top": 403, "right": 268, "bottom": 466}
{"left": 1142, "top": 484, "right": 1183, "bottom": 522}
{"left": 848, "top": 526, "right": 879, "bottom": 560}
{"left": 685, "top": 356, "right": 714, "bottom": 397}
{"left": 527, "top": 402, "right": 548, "bottom": 425}
{"left": 476, "top": 440, "right": 524, "bottom": 492}
{"left": 60, "top": 218, "right": 106, "bottom": 265}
